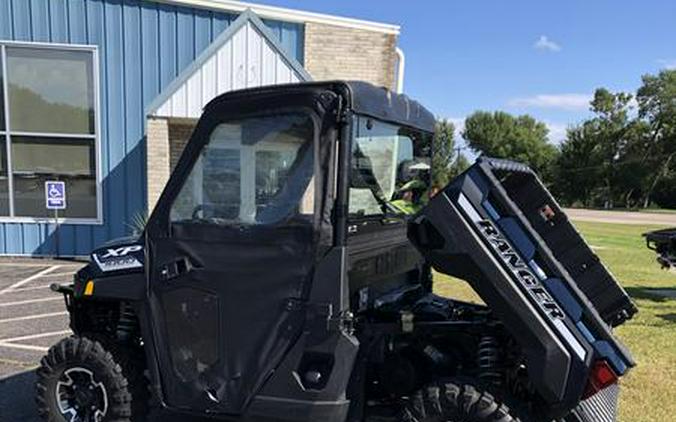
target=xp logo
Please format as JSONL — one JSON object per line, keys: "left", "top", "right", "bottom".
{"left": 101, "top": 245, "right": 143, "bottom": 259}
{"left": 93, "top": 245, "right": 144, "bottom": 272}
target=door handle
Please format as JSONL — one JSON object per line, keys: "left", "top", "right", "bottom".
{"left": 159, "top": 257, "right": 193, "bottom": 281}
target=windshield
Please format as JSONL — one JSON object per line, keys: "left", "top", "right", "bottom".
{"left": 170, "top": 112, "right": 315, "bottom": 226}
{"left": 349, "top": 116, "right": 432, "bottom": 218}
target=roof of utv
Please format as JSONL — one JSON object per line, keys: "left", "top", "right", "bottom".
{"left": 204, "top": 81, "right": 436, "bottom": 133}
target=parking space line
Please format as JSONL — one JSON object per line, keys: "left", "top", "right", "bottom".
{"left": 4, "top": 284, "right": 53, "bottom": 293}
{"left": 0, "top": 357, "right": 38, "bottom": 367}
{"left": 0, "top": 262, "right": 54, "bottom": 267}
{"left": 0, "top": 265, "right": 60, "bottom": 294}
{"left": 0, "top": 342, "right": 49, "bottom": 352}
{"left": 44, "top": 271, "right": 78, "bottom": 278}
{"left": 0, "top": 330, "right": 71, "bottom": 344}
{"left": 0, "top": 311, "right": 68, "bottom": 324}
{"left": 0, "top": 262, "right": 82, "bottom": 267}
{"left": 0, "top": 297, "right": 62, "bottom": 307}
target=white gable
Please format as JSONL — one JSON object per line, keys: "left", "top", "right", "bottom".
{"left": 148, "top": 11, "right": 311, "bottom": 119}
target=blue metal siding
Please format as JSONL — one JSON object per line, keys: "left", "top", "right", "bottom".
{"left": 263, "top": 18, "right": 305, "bottom": 65}
{"left": 0, "top": 0, "right": 305, "bottom": 255}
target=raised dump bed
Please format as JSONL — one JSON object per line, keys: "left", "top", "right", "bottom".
{"left": 493, "top": 160, "right": 638, "bottom": 327}
{"left": 409, "top": 157, "right": 636, "bottom": 414}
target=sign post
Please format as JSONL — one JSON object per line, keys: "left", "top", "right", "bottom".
{"left": 45, "top": 181, "right": 66, "bottom": 257}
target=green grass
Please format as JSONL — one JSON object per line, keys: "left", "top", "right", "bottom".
{"left": 638, "top": 208, "right": 676, "bottom": 214}
{"left": 572, "top": 207, "right": 676, "bottom": 214}
{"left": 433, "top": 221, "right": 676, "bottom": 422}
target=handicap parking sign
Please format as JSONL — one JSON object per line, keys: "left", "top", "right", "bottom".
{"left": 45, "top": 181, "right": 66, "bottom": 210}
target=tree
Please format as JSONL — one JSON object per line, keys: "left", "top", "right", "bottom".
{"left": 587, "top": 88, "right": 639, "bottom": 208}
{"left": 636, "top": 70, "right": 676, "bottom": 207}
{"left": 651, "top": 172, "right": 676, "bottom": 209}
{"left": 553, "top": 87, "right": 654, "bottom": 208}
{"left": 431, "top": 119, "right": 469, "bottom": 188}
{"left": 449, "top": 153, "right": 470, "bottom": 179}
{"left": 462, "top": 111, "right": 558, "bottom": 177}
{"left": 552, "top": 124, "right": 603, "bottom": 207}
{"left": 548, "top": 70, "right": 676, "bottom": 209}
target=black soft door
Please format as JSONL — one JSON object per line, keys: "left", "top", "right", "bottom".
{"left": 147, "top": 112, "right": 318, "bottom": 414}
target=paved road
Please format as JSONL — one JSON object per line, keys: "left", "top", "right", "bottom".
{"left": 565, "top": 208, "right": 676, "bottom": 226}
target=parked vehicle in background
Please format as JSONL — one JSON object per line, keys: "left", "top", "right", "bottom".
{"left": 38, "top": 81, "right": 635, "bottom": 422}
{"left": 645, "top": 228, "right": 676, "bottom": 268}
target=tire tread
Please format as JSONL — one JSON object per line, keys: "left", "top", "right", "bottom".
{"left": 35, "top": 335, "right": 148, "bottom": 422}
{"left": 406, "top": 379, "right": 522, "bottom": 422}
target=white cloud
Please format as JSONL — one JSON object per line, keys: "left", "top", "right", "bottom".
{"left": 534, "top": 35, "right": 561, "bottom": 52}
{"left": 441, "top": 116, "right": 567, "bottom": 154}
{"left": 657, "top": 59, "right": 676, "bottom": 70}
{"left": 436, "top": 116, "right": 465, "bottom": 134}
{"left": 508, "top": 93, "right": 591, "bottom": 111}
{"left": 545, "top": 122, "right": 568, "bottom": 144}
{"left": 448, "top": 116, "right": 466, "bottom": 134}
{"left": 437, "top": 116, "right": 473, "bottom": 154}
{"left": 628, "top": 97, "right": 639, "bottom": 111}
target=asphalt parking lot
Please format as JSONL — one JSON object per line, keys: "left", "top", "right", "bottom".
{"left": 0, "top": 258, "right": 84, "bottom": 421}
{"left": 0, "top": 258, "right": 83, "bottom": 378}
{"left": 0, "top": 258, "right": 213, "bottom": 422}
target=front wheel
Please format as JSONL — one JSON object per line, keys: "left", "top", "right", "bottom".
{"left": 402, "top": 379, "right": 522, "bottom": 422}
{"left": 36, "top": 335, "right": 148, "bottom": 422}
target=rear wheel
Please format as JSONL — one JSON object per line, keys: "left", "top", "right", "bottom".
{"left": 402, "top": 379, "right": 522, "bottom": 422}
{"left": 36, "top": 335, "right": 148, "bottom": 422}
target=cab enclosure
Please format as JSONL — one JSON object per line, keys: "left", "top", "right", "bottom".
{"left": 45, "top": 81, "right": 634, "bottom": 422}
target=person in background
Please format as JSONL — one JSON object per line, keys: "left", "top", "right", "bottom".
{"left": 390, "top": 179, "right": 427, "bottom": 215}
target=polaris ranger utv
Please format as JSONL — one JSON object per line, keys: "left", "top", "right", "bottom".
{"left": 38, "top": 81, "right": 637, "bottom": 422}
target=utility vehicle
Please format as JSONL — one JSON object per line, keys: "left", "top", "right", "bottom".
{"left": 644, "top": 228, "right": 676, "bottom": 268}
{"left": 38, "top": 81, "right": 636, "bottom": 422}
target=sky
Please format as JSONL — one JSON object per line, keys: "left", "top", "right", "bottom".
{"left": 260, "top": 0, "right": 676, "bottom": 145}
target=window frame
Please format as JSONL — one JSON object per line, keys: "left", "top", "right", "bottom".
{"left": 347, "top": 115, "right": 432, "bottom": 221}
{"left": 0, "top": 40, "right": 102, "bottom": 224}
{"left": 169, "top": 110, "right": 317, "bottom": 227}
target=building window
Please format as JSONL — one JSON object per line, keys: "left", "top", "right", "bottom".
{"left": 0, "top": 43, "right": 99, "bottom": 221}
{"left": 0, "top": 53, "right": 8, "bottom": 216}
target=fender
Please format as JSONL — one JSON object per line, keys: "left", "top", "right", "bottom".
{"left": 72, "top": 236, "right": 147, "bottom": 301}
{"left": 73, "top": 272, "right": 146, "bottom": 302}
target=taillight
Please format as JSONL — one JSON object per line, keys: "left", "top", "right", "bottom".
{"left": 583, "top": 360, "right": 618, "bottom": 399}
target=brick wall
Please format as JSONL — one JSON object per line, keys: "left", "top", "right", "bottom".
{"left": 169, "top": 121, "right": 196, "bottom": 171}
{"left": 146, "top": 24, "right": 399, "bottom": 213}
{"left": 146, "top": 118, "right": 198, "bottom": 214}
{"left": 146, "top": 117, "right": 170, "bottom": 214}
{"left": 304, "top": 22, "right": 398, "bottom": 90}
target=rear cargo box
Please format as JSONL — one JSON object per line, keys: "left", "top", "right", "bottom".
{"left": 491, "top": 159, "right": 637, "bottom": 327}
{"left": 409, "top": 157, "right": 635, "bottom": 415}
